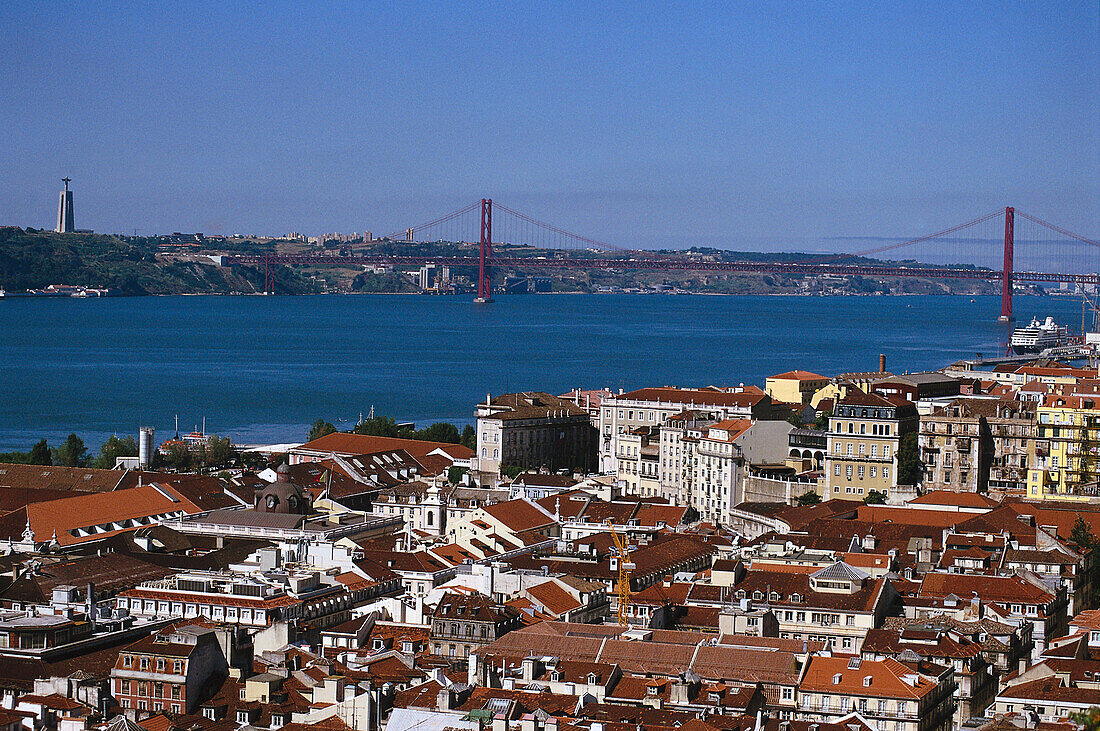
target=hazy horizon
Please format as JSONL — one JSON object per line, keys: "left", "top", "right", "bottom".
{"left": 2, "top": 3, "right": 1096, "bottom": 247}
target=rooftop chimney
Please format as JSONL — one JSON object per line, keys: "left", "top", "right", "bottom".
{"left": 879, "top": 354, "right": 887, "bottom": 373}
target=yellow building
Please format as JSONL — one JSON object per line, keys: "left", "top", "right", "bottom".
{"left": 1028, "top": 394, "right": 1100, "bottom": 501}
{"left": 824, "top": 392, "right": 917, "bottom": 499}
{"left": 765, "top": 370, "right": 830, "bottom": 406}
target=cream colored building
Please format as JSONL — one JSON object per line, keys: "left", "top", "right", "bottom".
{"left": 825, "top": 392, "right": 917, "bottom": 500}
{"left": 766, "top": 370, "right": 830, "bottom": 406}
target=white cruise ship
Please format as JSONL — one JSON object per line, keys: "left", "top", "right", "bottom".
{"left": 1010, "top": 316, "right": 1068, "bottom": 354}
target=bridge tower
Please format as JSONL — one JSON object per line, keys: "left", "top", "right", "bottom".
{"left": 476, "top": 198, "right": 493, "bottom": 303}
{"left": 999, "top": 206, "right": 1014, "bottom": 322}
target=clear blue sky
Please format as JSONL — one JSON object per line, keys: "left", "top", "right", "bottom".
{"left": 2, "top": 1, "right": 1096, "bottom": 249}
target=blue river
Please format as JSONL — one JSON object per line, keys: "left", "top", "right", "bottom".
{"left": 0, "top": 293, "right": 1086, "bottom": 452}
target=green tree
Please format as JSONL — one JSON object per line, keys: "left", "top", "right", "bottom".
{"left": 162, "top": 442, "right": 192, "bottom": 470}
{"left": 1070, "top": 708, "right": 1100, "bottom": 731}
{"left": 94, "top": 435, "right": 138, "bottom": 469}
{"left": 353, "top": 415, "right": 408, "bottom": 438}
{"left": 461, "top": 425, "right": 476, "bottom": 450}
{"left": 54, "top": 434, "right": 88, "bottom": 467}
{"left": 812, "top": 409, "right": 832, "bottom": 431}
{"left": 204, "top": 435, "right": 235, "bottom": 467}
{"left": 864, "top": 490, "right": 888, "bottom": 505}
{"left": 795, "top": 490, "right": 822, "bottom": 506}
{"left": 448, "top": 466, "right": 467, "bottom": 485}
{"left": 28, "top": 439, "right": 52, "bottom": 465}
{"left": 1071, "top": 516, "right": 1098, "bottom": 549}
{"left": 308, "top": 419, "right": 337, "bottom": 442}
{"left": 416, "top": 422, "right": 461, "bottom": 444}
{"left": 502, "top": 465, "right": 523, "bottom": 480}
{"left": 786, "top": 411, "right": 805, "bottom": 428}
{"left": 897, "top": 431, "right": 921, "bottom": 486}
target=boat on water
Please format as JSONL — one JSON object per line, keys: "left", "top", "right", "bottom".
{"left": 1010, "top": 316, "right": 1069, "bottom": 354}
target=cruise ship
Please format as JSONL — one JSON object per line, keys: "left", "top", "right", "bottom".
{"left": 1010, "top": 316, "right": 1068, "bottom": 354}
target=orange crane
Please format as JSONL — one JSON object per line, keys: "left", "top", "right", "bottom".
{"left": 607, "top": 520, "right": 634, "bottom": 626}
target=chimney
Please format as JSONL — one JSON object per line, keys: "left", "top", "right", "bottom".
{"left": 879, "top": 354, "right": 887, "bottom": 373}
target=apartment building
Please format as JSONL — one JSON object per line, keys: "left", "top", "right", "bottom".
{"left": 796, "top": 656, "right": 955, "bottom": 731}
{"left": 765, "top": 370, "right": 830, "bottom": 406}
{"left": 912, "top": 572, "right": 1067, "bottom": 660}
{"left": 112, "top": 624, "right": 228, "bottom": 713}
{"left": 725, "top": 562, "right": 898, "bottom": 653}
{"left": 1029, "top": 394, "right": 1100, "bottom": 501}
{"left": 861, "top": 626, "right": 995, "bottom": 724}
{"left": 919, "top": 398, "right": 1035, "bottom": 493}
{"left": 429, "top": 592, "right": 522, "bottom": 661}
{"left": 825, "top": 392, "right": 917, "bottom": 499}
{"left": 599, "top": 387, "right": 774, "bottom": 472}
{"left": 473, "top": 392, "right": 597, "bottom": 478}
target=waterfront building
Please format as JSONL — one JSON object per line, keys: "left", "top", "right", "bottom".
{"left": 765, "top": 370, "right": 830, "bottom": 406}
{"left": 471, "top": 392, "right": 596, "bottom": 480}
{"left": 599, "top": 386, "right": 775, "bottom": 473}
{"left": 824, "top": 392, "right": 917, "bottom": 500}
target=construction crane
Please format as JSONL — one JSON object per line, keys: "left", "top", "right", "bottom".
{"left": 607, "top": 520, "right": 634, "bottom": 626}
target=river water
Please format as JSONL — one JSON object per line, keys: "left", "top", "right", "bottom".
{"left": 0, "top": 292, "right": 1084, "bottom": 452}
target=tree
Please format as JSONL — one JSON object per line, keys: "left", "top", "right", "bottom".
{"left": 1071, "top": 516, "right": 1098, "bottom": 550}
{"left": 94, "top": 435, "right": 138, "bottom": 469}
{"left": 786, "top": 411, "right": 805, "bottom": 428}
{"left": 448, "top": 466, "right": 467, "bottom": 485}
{"left": 417, "top": 422, "right": 461, "bottom": 444}
{"left": 897, "top": 431, "right": 921, "bottom": 486}
{"left": 308, "top": 419, "right": 337, "bottom": 442}
{"left": 162, "top": 442, "right": 192, "bottom": 470}
{"left": 54, "top": 434, "right": 88, "bottom": 467}
{"left": 502, "top": 465, "right": 523, "bottom": 480}
{"left": 204, "top": 435, "right": 235, "bottom": 467}
{"left": 353, "top": 415, "right": 408, "bottom": 438}
{"left": 864, "top": 490, "right": 888, "bottom": 505}
{"left": 812, "top": 409, "right": 832, "bottom": 431}
{"left": 461, "top": 425, "right": 476, "bottom": 450}
{"left": 28, "top": 439, "right": 52, "bottom": 465}
{"left": 795, "top": 490, "right": 822, "bottom": 506}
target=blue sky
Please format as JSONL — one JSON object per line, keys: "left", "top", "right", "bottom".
{"left": 1, "top": 2, "right": 1096, "bottom": 249}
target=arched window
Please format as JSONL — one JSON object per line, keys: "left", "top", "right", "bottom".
{"left": 426, "top": 512, "right": 434, "bottom": 526}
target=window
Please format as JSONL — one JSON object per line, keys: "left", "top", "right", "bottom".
{"left": 236, "top": 711, "right": 251, "bottom": 724}
{"left": 846, "top": 443, "right": 853, "bottom": 456}
{"left": 782, "top": 687, "right": 793, "bottom": 701}
{"left": 123, "top": 655, "right": 133, "bottom": 668}
{"left": 834, "top": 465, "right": 840, "bottom": 476}
{"left": 846, "top": 465, "right": 852, "bottom": 479}
{"left": 174, "top": 660, "right": 183, "bottom": 673}
{"left": 842, "top": 637, "right": 852, "bottom": 649}
{"left": 870, "top": 444, "right": 877, "bottom": 457}
{"left": 883, "top": 467, "right": 889, "bottom": 480}
{"left": 139, "top": 657, "right": 150, "bottom": 671}
{"left": 858, "top": 466, "right": 865, "bottom": 479}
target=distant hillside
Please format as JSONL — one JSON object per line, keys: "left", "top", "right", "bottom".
{"left": 0, "top": 228, "right": 318, "bottom": 295}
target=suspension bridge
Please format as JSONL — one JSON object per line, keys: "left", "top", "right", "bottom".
{"left": 225, "top": 200, "right": 1099, "bottom": 320}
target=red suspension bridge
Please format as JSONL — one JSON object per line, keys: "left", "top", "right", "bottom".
{"left": 227, "top": 200, "right": 1099, "bottom": 320}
